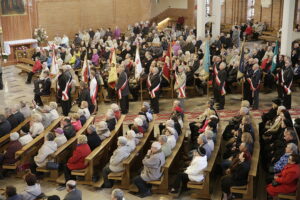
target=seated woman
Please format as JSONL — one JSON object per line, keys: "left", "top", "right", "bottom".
{"left": 19, "top": 126, "right": 33, "bottom": 146}
{"left": 159, "top": 120, "right": 178, "bottom": 140}
{"left": 130, "top": 117, "right": 145, "bottom": 138}
{"left": 20, "top": 170, "right": 43, "bottom": 200}
{"left": 77, "top": 109, "right": 87, "bottom": 126}
{"left": 26, "top": 57, "right": 42, "bottom": 84}
{"left": 110, "top": 103, "right": 121, "bottom": 120}
{"left": 64, "top": 135, "right": 91, "bottom": 183}
{"left": 0, "top": 132, "right": 22, "bottom": 166}
{"left": 170, "top": 147, "right": 207, "bottom": 195}
{"left": 158, "top": 135, "right": 172, "bottom": 158}
{"left": 29, "top": 114, "right": 44, "bottom": 138}
{"left": 49, "top": 102, "right": 59, "bottom": 121}
{"left": 102, "top": 136, "right": 132, "bottom": 188}
{"left": 267, "top": 154, "right": 300, "bottom": 199}
{"left": 78, "top": 101, "right": 90, "bottom": 120}
{"left": 221, "top": 152, "right": 251, "bottom": 200}
{"left": 95, "top": 121, "right": 111, "bottom": 141}
{"left": 19, "top": 101, "right": 32, "bottom": 119}
{"left": 138, "top": 115, "right": 149, "bottom": 131}
{"left": 33, "top": 132, "right": 57, "bottom": 168}
{"left": 70, "top": 113, "right": 82, "bottom": 131}
{"left": 198, "top": 115, "right": 219, "bottom": 134}
{"left": 142, "top": 102, "right": 153, "bottom": 122}
{"left": 54, "top": 128, "right": 67, "bottom": 148}
{"left": 172, "top": 100, "right": 184, "bottom": 118}
{"left": 125, "top": 130, "right": 136, "bottom": 152}
{"left": 163, "top": 128, "right": 176, "bottom": 150}
{"left": 133, "top": 142, "right": 165, "bottom": 198}
{"left": 105, "top": 109, "right": 116, "bottom": 131}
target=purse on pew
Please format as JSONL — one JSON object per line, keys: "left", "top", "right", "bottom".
{"left": 46, "top": 161, "right": 59, "bottom": 170}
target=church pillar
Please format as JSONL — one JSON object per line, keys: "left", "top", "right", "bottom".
{"left": 197, "top": 0, "right": 206, "bottom": 39}
{"left": 281, "top": 0, "right": 295, "bottom": 57}
{"left": 212, "top": 0, "right": 221, "bottom": 38}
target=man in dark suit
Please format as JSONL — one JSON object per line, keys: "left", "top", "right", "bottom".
{"left": 213, "top": 62, "right": 227, "bottom": 110}
{"left": 4, "top": 108, "right": 18, "bottom": 130}
{"left": 147, "top": 67, "right": 161, "bottom": 114}
{"left": 58, "top": 65, "right": 73, "bottom": 116}
{"left": 248, "top": 64, "right": 261, "bottom": 110}
{"left": 116, "top": 66, "right": 129, "bottom": 114}
{"left": 12, "top": 104, "right": 25, "bottom": 124}
{"left": 243, "top": 57, "right": 254, "bottom": 104}
{"left": 281, "top": 58, "right": 294, "bottom": 109}
{"left": 34, "top": 71, "right": 51, "bottom": 106}
{"left": 77, "top": 81, "right": 94, "bottom": 114}
{"left": 0, "top": 114, "right": 11, "bottom": 137}
{"left": 64, "top": 180, "right": 82, "bottom": 200}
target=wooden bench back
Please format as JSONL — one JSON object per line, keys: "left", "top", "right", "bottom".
{"left": 18, "top": 58, "right": 35, "bottom": 65}
{"left": 0, "top": 117, "right": 31, "bottom": 152}
{"left": 15, "top": 116, "right": 63, "bottom": 159}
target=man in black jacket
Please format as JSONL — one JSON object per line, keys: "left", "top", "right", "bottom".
{"left": 281, "top": 58, "right": 294, "bottom": 109}
{"left": 148, "top": 67, "right": 161, "bottom": 114}
{"left": 86, "top": 125, "right": 101, "bottom": 151}
{"left": 61, "top": 117, "right": 75, "bottom": 140}
{"left": 34, "top": 71, "right": 51, "bottom": 106}
{"left": 58, "top": 65, "right": 73, "bottom": 116}
{"left": 4, "top": 108, "right": 19, "bottom": 130}
{"left": 116, "top": 66, "right": 129, "bottom": 114}
{"left": 248, "top": 64, "right": 261, "bottom": 110}
{"left": 0, "top": 114, "right": 11, "bottom": 137}
{"left": 77, "top": 81, "right": 94, "bottom": 114}
{"left": 12, "top": 104, "right": 25, "bottom": 124}
{"left": 213, "top": 62, "right": 227, "bottom": 110}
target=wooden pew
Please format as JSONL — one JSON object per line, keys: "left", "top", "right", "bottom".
{"left": 186, "top": 122, "right": 224, "bottom": 199}
{"left": 56, "top": 115, "right": 125, "bottom": 187}
{"left": 36, "top": 116, "right": 95, "bottom": 181}
{"left": 15, "top": 58, "right": 36, "bottom": 74}
{"left": 147, "top": 129, "right": 185, "bottom": 194}
{"left": 277, "top": 178, "right": 300, "bottom": 200}
{"left": 230, "top": 118, "right": 260, "bottom": 200}
{"left": 2, "top": 117, "right": 63, "bottom": 173}
{"left": 0, "top": 117, "right": 31, "bottom": 153}
{"left": 107, "top": 119, "right": 155, "bottom": 189}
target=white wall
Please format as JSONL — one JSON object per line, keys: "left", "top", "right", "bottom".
{"left": 150, "top": 0, "right": 188, "bottom": 18}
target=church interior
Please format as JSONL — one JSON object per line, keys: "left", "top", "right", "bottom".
{"left": 0, "top": 0, "right": 300, "bottom": 200}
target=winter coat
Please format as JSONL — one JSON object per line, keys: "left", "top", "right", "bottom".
{"left": 141, "top": 150, "right": 165, "bottom": 181}
{"left": 20, "top": 184, "right": 42, "bottom": 200}
{"left": 109, "top": 145, "right": 132, "bottom": 172}
{"left": 34, "top": 141, "right": 57, "bottom": 167}
{"left": 30, "top": 122, "right": 44, "bottom": 138}
{"left": 185, "top": 155, "right": 208, "bottom": 182}
{"left": 3, "top": 140, "right": 22, "bottom": 164}
{"left": 67, "top": 144, "right": 91, "bottom": 170}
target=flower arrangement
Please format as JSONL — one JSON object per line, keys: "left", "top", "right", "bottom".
{"left": 33, "top": 27, "right": 48, "bottom": 44}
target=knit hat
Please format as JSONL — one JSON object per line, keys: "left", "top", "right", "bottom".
{"left": 10, "top": 132, "right": 19, "bottom": 141}
{"left": 151, "top": 141, "right": 161, "bottom": 150}
{"left": 54, "top": 128, "right": 64, "bottom": 134}
{"left": 118, "top": 136, "right": 127, "bottom": 145}
{"left": 166, "top": 120, "right": 174, "bottom": 128}
{"left": 197, "top": 146, "right": 206, "bottom": 156}
{"left": 110, "top": 103, "right": 120, "bottom": 112}
{"left": 96, "top": 121, "right": 108, "bottom": 131}
{"left": 134, "top": 117, "right": 143, "bottom": 126}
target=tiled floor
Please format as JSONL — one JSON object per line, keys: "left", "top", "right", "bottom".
{"left": 0, "top": 65, "right": 300, "bottom": 200}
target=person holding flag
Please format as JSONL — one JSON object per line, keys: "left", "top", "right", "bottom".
{"left": 107, "top": 49, "right": 118, "bottom": 101}
{"left": 213, "top": 62, "right": 227, "bottom": 110}
{"left": 174, "top": 65, "right": 186, "bottom": 109}
{"left": 147, "top": 67, "right": 161, "bottom": 114}
{"left": 281, "top": 58, "right": 294, "bottom": 109}
{"left": 89, "top": 71, "right": 98, "bottom": 114}
{"left": 81, "top": 55, "right": 90, "bottom": 83}
{"left": 116, "top": 65, "right": 129, "bottom": 114}
{"left": 58, "top": 65, "right": 73, "bottom": 116}
{"left": 247, "top": 64, "right": 261, "bottom": 110}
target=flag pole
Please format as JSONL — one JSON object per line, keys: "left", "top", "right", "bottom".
{"left": 140, "top": 78, "right": 143, "bottom": 106}
{"left": 240, "top": 41, "right": 245, "bottom": 100}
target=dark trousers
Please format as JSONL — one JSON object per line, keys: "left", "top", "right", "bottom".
{"left": 221, "top": 175, "right": 233, "bottom": 194}
{"left": 26, "top": 72, "right": 34, "bottom": 83}
{"left": 189, "top": 122, "right": 201, "bottom": 146}
{"left": 133, "top": 175, "right": 151, "bottom": 194}
{"left": 264, "top": 73, "right": 274, "bottom": 90}
{"left": 120, "top": 95, "right": 129, "bottom": 114}
{"left": 34, "top": 94, "right": 43, "bottom": 106}
{"left": 64, "top": 165, "right": 75, "bottom": 183}
{"left": 243, "top": 82, "right": 252, "bottom": 105}
{"left": 252, "top": 89, "right": 259, "bottom": 109}
{"left": 0, "top": 73, "right": 3, "bottom": 90}
{"left": 102, "top": 165, "right": 113, "bottom": 187}
{"left": 283, "top": 93, "right": 291, "bottom": 109}
{"left": 61, "top": 100, "right": 71, "bottom": 116}
{"left": 150, "top": 96, "right": 159, "bottom": 114}
{"left": 171, "top": 172, "right": 189, "bottom": 192}
{"left": 277, "top": 84, "right": 283, "bottom": 99}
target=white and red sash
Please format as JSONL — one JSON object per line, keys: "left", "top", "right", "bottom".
{"left": 62, "top": 77, "right": 72, "bottom": 101}
{"left": 281, "top": 69, "right": 293, "bottom": 95}
{"left": 90, "top": 78, "right": 98, "bottom": 105}
{"left": 247, "top": 77, "right": 260, "bottom": 97}
{"left": 118, "top": 73, "right": 128, "bottom": 99}
{"left": 214, "top": 67, "right": 226, "bottom": 95}
{"left": 150, "top": 83, "right": 160, "bottom": 98}
{"left": 175, "top": 72, "right": 186, "bottom": 98}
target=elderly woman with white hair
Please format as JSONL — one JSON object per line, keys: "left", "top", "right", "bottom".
{"left": 102, "top": 136, "right": 132, "bottom": 188}
{"left": 111, "top": 188, "right": 125, "bottom": 200}
{"left": 0, "top": 132, "right": 22, "bottom": 166}
{"left": 96, "top": 121, "right": 111, "bottom": 141}
{"left": 29, "top": 114, "right": 44, "bottom": 138}
{"left": 125, "top": 130, "right": 136, "bottom": 152}
{"left": 106, "top": 109, "right": 117, "bottom": 131}
{"left": 19, "top": 101, "right": 31, "bottom": 118}
{"left": 111, "top": 103, "right": 121, "bottom": 120}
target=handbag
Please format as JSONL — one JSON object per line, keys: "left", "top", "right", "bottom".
{"left": 46, "top": 162, "right": 59, "bottom": 170}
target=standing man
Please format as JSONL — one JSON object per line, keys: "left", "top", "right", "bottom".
{"left": 33, "top": 71, "right": 51, "bottom": 106}
{"left": 89, "top": 71, "right": 98, "bottom": 114}
{"left": 147, "top": 67, "right": 161, "bottom": 114}
{"left": 243, "top": 57, "right": 254, "bottom": 104}
{"left": 174, "top": 65, "right": 186, "bottom": 109}
{"left": 248, "top": 64, "right": 261, "bottom": 110}
{"left": 213, "top": 62, "right": 227, "bottom": 110}
{"left": 116, "top": 66, "right": 129, "bottom": 114}
{"left": 0, "top": 59, "right": 3, "bottom": 90}
{"left": 63, "top": 180, "right": 82, "bottom": 200}
{"left": 58, "top": 65, "right": 73, "bottom": 116}
{"left": 281, "top": 58, "right": 294, "bottom": 109}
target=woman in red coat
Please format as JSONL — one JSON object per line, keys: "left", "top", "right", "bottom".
{"left": 26, "top": 57, "right": 42, "bottom": 84}
{"left": 267, "top": 154, "right": 300, "bottom": 197}
{"left": 64, "top": 135, "right": 91, "bottom": 183}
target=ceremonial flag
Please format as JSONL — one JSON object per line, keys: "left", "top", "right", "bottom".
{"left": 81, "top": 55, "right": 90, "bottom": 83}
{"left": 50, "top": 46, "right": 59, "bottom": 77}
{"left": 271, "top": 40, "right": 279, "bottom": 72}
{"left": 108, "top": 49, "right": 118, "bottom": 88}
{"left": 203, "top": 41, "right": 211, "bottom": 76}
{"left": 162, "top": 43, "right": 172, "bottom": 82}
{"left": 135, "top": 46, "right": 143, "bottom": 79}
{"left": 237, "top": 42, "right": 245, "bottom": 79}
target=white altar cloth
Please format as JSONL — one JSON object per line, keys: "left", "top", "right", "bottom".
{"left": 4, "top": 39, "right": 38, "bottom": 55}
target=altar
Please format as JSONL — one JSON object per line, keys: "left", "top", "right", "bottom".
{"left": 3, "top": 39, "right": 38, "bottom": 65}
